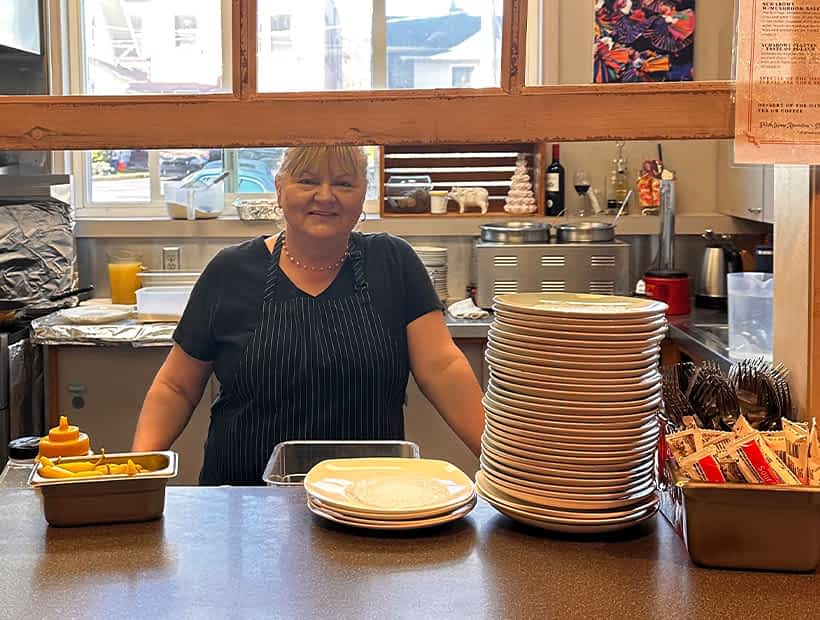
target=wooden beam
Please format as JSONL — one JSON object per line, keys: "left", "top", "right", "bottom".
{"left": 810, "top": 167, "right": 820, "bottom": 417}
{"left": 0, "top": 82, "right": 734, "bottom": 150}
{"left": 233, "top": 0, "right": 257, "bottom": 99}
{"left": 501, "top": 0, "right": 528, "bottom": 94}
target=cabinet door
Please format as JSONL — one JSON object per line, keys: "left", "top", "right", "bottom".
{"left": 716, "top": 141, "right": 767, "bottom": 222}
{"left": 53, "top": 346, "right": 211, "bottom": 485}
{"left": 403, "top": 341, "right": 485, "bottom": 476}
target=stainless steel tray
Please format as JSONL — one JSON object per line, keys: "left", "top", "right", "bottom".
{"left": 670, "top": 465, "right": 820, "bottom": 572}
{"left": 262, "top": 440, "right": 420, "bottom": 486}
{"left": 29, "top": 451, "right": 178, "bottom": 527}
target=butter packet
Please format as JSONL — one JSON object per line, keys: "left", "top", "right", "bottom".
{"left": 761, "top": 431, "right": 787, "bottom": 465}
{"left": 701, "top": 430, "right": 733, "bottom": 453}
{"left": 679, "top": 446, "right": 727, "bottom": 483}
{"left": 665, "top": 429, "right": 699, "bottom": 463}
{"left": 808, "top": 419, "right": 820, "bottom": 487}
{"left": 732, "top": 415, "right": 755, "bottom": 437}
{"left": 725, "top": 433, "right": 802, "bottom": 486}
{"left": 782, "top": 418, "right": 810, "bottom": 484}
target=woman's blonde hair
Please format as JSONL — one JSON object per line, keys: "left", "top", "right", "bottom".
{"left": 276, "top": 145, "right": 368, "bottom": 186}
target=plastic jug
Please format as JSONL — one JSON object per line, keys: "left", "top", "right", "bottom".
{"left": 727, "top": 272, "right": 773, "bottom": 362}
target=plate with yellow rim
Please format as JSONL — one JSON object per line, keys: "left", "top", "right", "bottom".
{"left": 493, "top": 293, "right": 668, "bottom": 318}
{"left": 303, "top": 457, "right": 475, "bottom": 516}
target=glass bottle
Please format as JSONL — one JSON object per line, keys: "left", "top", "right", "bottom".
{"left": 0, "top": 437, "right": 40, "bottom": 489}
{"left": 606, "top": 141, "right": 629, "bottom": 215}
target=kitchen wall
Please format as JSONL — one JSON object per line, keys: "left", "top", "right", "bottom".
{"left": 548, "top": 0, "right": 760, "bottom": 219}
{"left": 78, "top": 233, "right": 759, "bottom": 303}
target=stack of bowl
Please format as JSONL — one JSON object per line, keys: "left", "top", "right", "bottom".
{"left": 477, "top": 293, "right": 668, "bottom": 533}
{"left": 412, "top": 245, "right": 448, "bottom": 301}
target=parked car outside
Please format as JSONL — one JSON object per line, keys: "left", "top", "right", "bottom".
{"left": 160, "top": 153, "right": 209, "bottom": 179}
{"left": 173, "top": 159, "right": 276, "bottom": 193}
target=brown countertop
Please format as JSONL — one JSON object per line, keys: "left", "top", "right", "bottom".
{"left": 1, "top": 487, "right": 817, "bottom": 619}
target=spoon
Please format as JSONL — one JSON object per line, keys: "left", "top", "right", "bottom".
{"left": 611, "top": 189, "right": 633, "bottom": 229}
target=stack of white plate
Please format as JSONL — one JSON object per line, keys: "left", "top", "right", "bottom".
{"left": 304, "top": 457, "right": 476, "bottom": 531}
{"left": 477, "top": 292, "right": 668, "bottom": 533}
{"left": 413, "top": 245, "right": 448, "bottom": 301}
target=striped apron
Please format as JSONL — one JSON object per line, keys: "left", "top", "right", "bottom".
{"left": 199, "top": 233, "right": 407, "bottom": 485}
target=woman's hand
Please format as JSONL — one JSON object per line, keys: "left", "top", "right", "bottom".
{"left": 407, "top": 311, "right": 485, "bottom": 456}
{"left": 132, "top": 344, "right": 213, "bottom": 451}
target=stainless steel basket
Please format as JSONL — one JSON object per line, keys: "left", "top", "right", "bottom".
{"left": 262, "top": 440, "right": 420, "bottom": 486}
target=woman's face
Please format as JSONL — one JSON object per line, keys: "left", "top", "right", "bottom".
{"left": 276, "top": 157, "right": 366, "bottom": 241}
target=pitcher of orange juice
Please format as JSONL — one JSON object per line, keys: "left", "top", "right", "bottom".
{"left": 108, "top": 249, "right": 143, "bottom": 305}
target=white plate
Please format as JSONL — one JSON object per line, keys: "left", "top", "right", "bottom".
{"left": 489, "top": 374, "right": 660, "bottom": 402}
{"left": 303, "top": 458, "right": 474, "bottom": 516}
{"left": 482, "top": 445, "right": 656, "bottom": 477}
{"left": 482, "top": 433, "right": 657, "bottom": 467}
{"left": 484, "top": 427, "right": 660, "bottom": 463}
{"left": 491, "top": 317, "right": 668, "bottom": 342}
{"left": 476, "top": 471, "right": 659, "bottom": 520}
{"left": 486, "top": 344, "right": 660, "bottom": 371}
{"left": 488, "top": 333, "right": 661, "bottom": 362}
{"left": 489, "top": 328, "right": 665, "bottom": 356}
{"left": 308, "top": 492, "right": 477, "bottom": 521}
{"left": 483, "top": 398, "right": 661, "bottom": 428}
{"left": 492, "top": 314, "right": 667, "bottom": 334}
{"left": 307, "top": 496, "right": 476, "bottom": 530}
{"left": 484, "top": 394, "right": 660, "bottom": 427}
{"left": 488, "top": 366, "right": 662, "bottom": 389}
{"left": 492, "top": 319, "right": 667, "bottom": 349}
{"left": 486, "top": 350, "right": 658, "bottom": 379}
{"left": 478, "top": 478, "right": 659, "bottom": 532}
{"left": 483, "top": 415, "right": 660, "bottom": 448}
{"left": 495, "top": 311, "right": 667, "bottom": 327}
{"left": 59, "top": 304, "right": 134, "bottom": 325}
{"left": 475, "top": 469, "right": 651, "bottom": 498}
{"left": 483, "top": 407, "right": 659, "bottom": 439}
{"left": 484, "top": 420, "right": 658, "bottom": 454}
{"left": 487, "top": 384, "right": 662, "bottom": 415}
{"left": 481, "top": 451, "right": 655, "bottom": 481}
{"left": 478, "top": 456, "right": 655, "bottom": 488}
{"left": 480, "top": 464, "right": 657, "bottom": 510}
{"left": 493, "top": 293, "right": 668, "bottom": 318}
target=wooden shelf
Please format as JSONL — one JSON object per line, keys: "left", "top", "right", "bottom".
{"left": 381, "top": 143, "right": 544, "bottom": 218}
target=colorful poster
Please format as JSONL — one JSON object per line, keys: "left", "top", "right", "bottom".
{"left": 735, "top": 0, "right": 820, "bottom": 164}
{"left": 594, "top": 1, "right": 696, "bottom": 83}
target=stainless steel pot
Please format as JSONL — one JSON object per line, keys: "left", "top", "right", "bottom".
{"left": 479, "top": 222, "right": 550, "bottom": 244}
{"left": 555, "top": 222, "right": 615, "bottom": 243}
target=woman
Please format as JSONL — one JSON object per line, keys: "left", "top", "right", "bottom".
{"left": 133, "top": 145, "right": 485, "bottom": 485}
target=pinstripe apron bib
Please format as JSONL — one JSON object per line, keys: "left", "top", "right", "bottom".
{"left": 199, "top": 233, "right": 407, "bottom": 485}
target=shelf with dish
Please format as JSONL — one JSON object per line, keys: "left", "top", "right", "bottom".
{"left": 379, "top": 143, "right": 547, "bottom": 218}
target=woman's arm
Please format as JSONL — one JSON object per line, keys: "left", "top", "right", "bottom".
{"left": 132, "top": 344, "right": 213, "bottom": 451}
{"left": 407, "top": 310, "right": 485, "bottom": 456}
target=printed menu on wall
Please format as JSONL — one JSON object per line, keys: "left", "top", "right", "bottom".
{"left": 735, "top": 0, "right": 820, "bottom": 164}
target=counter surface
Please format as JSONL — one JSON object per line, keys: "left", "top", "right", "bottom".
{"left": 1, "top": 487, "right": 816, "bottom": 619}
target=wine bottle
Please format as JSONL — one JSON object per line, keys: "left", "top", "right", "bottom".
{"left": 546, "top": 144, "right": 565, "bottom": 216}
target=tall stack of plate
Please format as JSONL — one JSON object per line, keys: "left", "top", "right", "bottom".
{"left": 413, "top": 245, "right": 448, "bottom": 301}
{"left": 477, "top": 293, "right": 668, "bottom": 533}
{"left": 303, "top": 458, "right": 476, "bottom": 531}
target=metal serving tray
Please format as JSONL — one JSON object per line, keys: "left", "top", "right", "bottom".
{"left": 667, "top": 464, "right": 820, "bottom": 572}
{"left": 262, "top": 440, "right": 420, "bottom": 486}
{"left": 29, "top": 451, "right": 178, "bottom": 527}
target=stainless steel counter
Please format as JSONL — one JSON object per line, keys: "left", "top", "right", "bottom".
{"left": 31, "top": 312, "right": 494, "bottom": 346}
{"left": 666, "top": 307, "right": 732, "bottom": 370}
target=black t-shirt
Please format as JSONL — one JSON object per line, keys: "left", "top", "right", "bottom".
{"left": 173, "top": 232, "right": 444, "bottom": 395}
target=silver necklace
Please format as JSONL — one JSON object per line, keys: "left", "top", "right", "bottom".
{"left": 282, "top": 236, "right": 348, "bottom": 272}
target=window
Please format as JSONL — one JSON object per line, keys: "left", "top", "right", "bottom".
{"left": 257, "top": 0, "right": 504, "bottom": 92}
{"left": 451, "top": 66, "right": 474, "bottom": 87}
{"left": 174, "top": 15, "right": 197, "bottom": 48}
{"left": 62, "top": 1, "right": 507, "bottom": 215}
{"left": 270, "top": 14, "right": 292, "bottom": 51}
